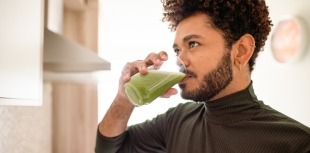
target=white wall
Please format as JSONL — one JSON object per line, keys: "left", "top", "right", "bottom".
{"left": 98, "top": 0, "right": 310, "bottom": 127}
{"left": 0, "top": 84, "right": 52, "bottom": 153}
{"left": 253, "top": 0, "right": 310, "bottom": 127}
{"left": 98, "top": 0, "right": 185, "bottom": 125}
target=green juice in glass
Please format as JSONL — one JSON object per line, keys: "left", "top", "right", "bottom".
{"left": 124, "top": 70, "right": 186, "bottom": 106}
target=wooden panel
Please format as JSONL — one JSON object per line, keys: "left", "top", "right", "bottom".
{"left": 63, "top": 0, "right": 98, "bottom": 52}
{"left": 52, "top": 1, "right": 100, "bottom": 152}
{"left": 52, "top": 83, "right": 97, "bottom": 153}
{"left": 64, "top": 0, "right": 86, "bottom": 11}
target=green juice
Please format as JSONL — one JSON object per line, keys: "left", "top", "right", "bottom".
{"left": 124, "top": 70, "right": 186, "bottom": 106}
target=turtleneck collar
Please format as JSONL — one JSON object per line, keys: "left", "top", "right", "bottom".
{"left": 204, "top": 82, "right": 261, "bottom": 125}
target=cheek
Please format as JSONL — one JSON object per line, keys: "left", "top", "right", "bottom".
{"left": 189, "top": 56, "right": 209, "bottom": 80}
{"left": 192, "top": 55, "right": 216, "bottom": 73}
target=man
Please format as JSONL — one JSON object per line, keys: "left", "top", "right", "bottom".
{"left": 95, "top": 0, "right": 310, "bottom": 152}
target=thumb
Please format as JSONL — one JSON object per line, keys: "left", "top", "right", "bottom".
{"left": 160, "top": 88, "right": 178, "bottom": 98}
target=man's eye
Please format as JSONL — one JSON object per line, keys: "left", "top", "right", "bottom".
{"left": 174, "top": 48, "right": 180, "bottom": 56}
{"left": 189, "top": 41, "right": 199, "bottom": 48}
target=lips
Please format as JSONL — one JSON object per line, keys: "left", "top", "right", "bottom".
{"left": 180, "top": 74, "right": 192, "bottom": 82}
{"left": 180, "top": 69, "right": 195, "bottom": 83}
{"left": 185, "top": 74, "right": 192, "bottom": 79}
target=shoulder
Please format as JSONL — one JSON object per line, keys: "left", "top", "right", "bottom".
{"left": 256, "top": 103, "right": 310, "bottom": 136}
{"left": 162, "top": 102, "right": 206, "bottom": 125}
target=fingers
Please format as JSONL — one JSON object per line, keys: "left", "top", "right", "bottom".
{"left": 120, "top": 60, "right": 147, "bottom": 82}
{"left": 120, "top": 63, "right": 133, "bottom": 82}
{"left": 118, "top": 51, "right": 175, "bottom": 105}
{"left": 160, "top": 88, "right": 178, "bottom": 98}
{"left": 144, "top": 51, "right": 168, "bottom": 68}
{"left": 120, "top": 51, "right": 168, "bottom": 82}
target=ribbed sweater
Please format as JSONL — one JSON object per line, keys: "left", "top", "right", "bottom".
{"left": 96, "top": 83, "right": 310, "bottom": 153}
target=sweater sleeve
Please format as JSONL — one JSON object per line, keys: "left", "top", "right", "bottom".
{"left": 120, "top": 106, "right": 178, "bottom": 153}
{"left": 95, "top": 105, "right": 180, "bottom": 153}
{"left": 95, "top": 128, "right": 127, "bottom": 153}
{"left": 116, "top": 111, "right": 171, "bottom": 153}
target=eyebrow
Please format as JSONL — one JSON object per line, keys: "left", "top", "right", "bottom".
{"left": 173, "top": 34, "right": 202, "bottom": 48}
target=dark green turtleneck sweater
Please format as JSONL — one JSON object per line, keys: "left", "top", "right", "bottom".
{"left": 96, "top": 83, "right": 310, "bottom": 153}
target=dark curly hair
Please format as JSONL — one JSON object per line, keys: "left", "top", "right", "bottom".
{"left": 161, "top": 0, "right": 273, "bottom": 72}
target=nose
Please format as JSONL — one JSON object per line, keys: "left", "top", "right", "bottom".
{"left": 177, "top": 51, "right": 189, "bottom": 68}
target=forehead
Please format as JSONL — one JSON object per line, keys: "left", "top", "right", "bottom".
{"left": 174, "top": 13, "right": 219, "bottom": 41}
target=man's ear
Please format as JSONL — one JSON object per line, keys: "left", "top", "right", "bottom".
{"left": 233, "top": 34, "right": 255, "bottom": 70}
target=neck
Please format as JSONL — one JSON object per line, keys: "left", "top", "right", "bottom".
{"left": 210, "top": 69, "right": 251, "bottom": 101}
{"left": 205, "top": 82, "right": 260, "bottom": 124}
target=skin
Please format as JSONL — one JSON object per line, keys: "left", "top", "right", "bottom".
{"left": 99, "top": 13, "right": 256, "bottom": 137}
{"left": 174, "top": 13, "right": 254, "bottom": 101}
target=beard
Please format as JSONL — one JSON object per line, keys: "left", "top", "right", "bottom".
{"left": 180, "top": 50, "right": 233, "bottom": 102}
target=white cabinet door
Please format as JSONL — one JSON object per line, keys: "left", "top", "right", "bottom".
{"left": 0, "top": 0, "right": 43, "bottom": 105}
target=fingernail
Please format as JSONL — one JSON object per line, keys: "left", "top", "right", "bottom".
{"left": 123, "top": 74, "right": 129, "bottom": 79}
{"left": 161, "top": 54, "right": 167, "bottom": 58}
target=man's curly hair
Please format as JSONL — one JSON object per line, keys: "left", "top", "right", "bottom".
{"left": 161, "top": 0, "right": 273, "bottom": 72}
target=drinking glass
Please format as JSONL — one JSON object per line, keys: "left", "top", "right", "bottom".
{"left": 124, "top": 55, "right": 186, "bottom": 106}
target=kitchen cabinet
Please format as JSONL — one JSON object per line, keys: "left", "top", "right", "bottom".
{"left": 0, "top": 0, "right": 43, "bottom": 105}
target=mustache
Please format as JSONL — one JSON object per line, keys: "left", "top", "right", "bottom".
{"left": 182, "top": 68, "right": 197, "bottom": 77}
